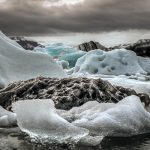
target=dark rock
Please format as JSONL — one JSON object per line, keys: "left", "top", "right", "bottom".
{"left": 110, "top": 39, "right": 150, "bottom": 57}
{"left": 78, "top": 41, "right": 108, "bottom": 52}
{"left": 10, "top": 36, "right": 44, "bottom": 50}
{"left": 129, "top": 39, "right": 150, "bottom": 57}
{"left": 0, "top": 77, "right": 149, "bottom": 111}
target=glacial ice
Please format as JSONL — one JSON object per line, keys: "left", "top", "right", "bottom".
{"left": 12, "top": 96, "right": 150, "bottom": 145}
{"left": 12, "top": 100, "right": 89, "bottom": 141}
{"left": 0, "top": 31, "right": 67, "bottom": 87}
{"left": 60, "top": 51, "right": 86, "bottom": 68}
{"left": 0, "top": 106, "right": 17, "bottom": 127}
{"left": 74, "top": 49, "right": 150, "bottom": 75}
{"left": 35, "top": 42, "right": 86, "bottom": 68}
{"left": 72, "top": 95, "right": 150, "bottom": 137}
{"left": 57, "top": 60, "right": 69, "bottom": 69}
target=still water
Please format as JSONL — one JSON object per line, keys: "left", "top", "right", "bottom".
{"left": 1, "top": 128, "right": 150, "bottom": 150}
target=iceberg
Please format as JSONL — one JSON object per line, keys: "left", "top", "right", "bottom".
{"left": 74, "top": 49, "right": 150, "bottom": 75}
{"left": 72, "top": 95, "right": 150, "bottom": 137}
{"left": 60, "top": 51, "right": 86, "bottom": 68}
{"left": 12, "top": 99, "right": 89, "bottom": 141}
{"left": 35, "top": 43, "right": 86, "bottom": 68}
{"left": 0, "top": 106, "right": 16, "bottom": 127}
{"left": 57, "top": 60, "right": 69, "bottom": 69}
{"left": 12, "top": 96, "right": 150, "bottom": 146}
{"left": 0, "top": 31, "right": 67, "bottom": 88}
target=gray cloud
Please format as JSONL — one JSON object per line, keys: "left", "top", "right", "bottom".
{"left": 0, "top": 0, "right": 150, "bottom": 36}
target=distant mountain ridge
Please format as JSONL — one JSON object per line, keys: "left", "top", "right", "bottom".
{"left": 78, "top": 40, "right": 150, "bottom": 57}
{"left": 10, "top": 36, "right": 44, "bottom": 50}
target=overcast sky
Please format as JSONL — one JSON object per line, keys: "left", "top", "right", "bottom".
{"left": 0, "top": 0, "right": 150, "bottom": 45}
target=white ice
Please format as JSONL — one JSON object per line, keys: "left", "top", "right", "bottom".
{"left": 74, "top": 49, "right": 150, "bottom": 76}
{"left": 12, "top": 100, "right": 89, "bottom": 141}
{"left": 0, "top": 106, "right": 17, "bottom": 127}
{"left": 57, "top": 60, "right": 69, "bottom": 69}
{"left": 12, "top": 96, "right": 150, "bottom": 146}
{"left": 0, "top": 31, "right": 67, "bottom": 88}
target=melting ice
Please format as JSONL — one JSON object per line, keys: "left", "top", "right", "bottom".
{"left": 11, "top": 95, "right": 150, "bottom": 146}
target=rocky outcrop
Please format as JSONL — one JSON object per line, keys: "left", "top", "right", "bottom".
{"left": 78, "top": 41, "right": 108, "bottom": 52}
{"left": 128, "top": 39, "right": 150, "bottom": 57}
{"left": 110, "top": 39, "right": 150, "bottom": 57}
{"left": 10, "top": 37, "right": 44, "bottom": 50}
{"left": 0, "top": 77, "right": 149, "bottom": 111}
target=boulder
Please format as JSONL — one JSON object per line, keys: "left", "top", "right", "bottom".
{"left": 78, "top": 41, "right": 108, "bottom": 52}
{"left": 0, "top": 77, "right": 149, "bottom": 111}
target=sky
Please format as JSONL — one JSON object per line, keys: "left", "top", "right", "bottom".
{"left": 0, "top": 0, "right": 150, "bottom": 45}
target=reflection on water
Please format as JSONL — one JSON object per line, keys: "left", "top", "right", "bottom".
{"left": 1, "top": 128, "right": 150, "bottom": 150}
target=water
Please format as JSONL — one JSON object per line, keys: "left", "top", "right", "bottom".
{"left": 1, "top": 128, "right": 150, "bottom": 150}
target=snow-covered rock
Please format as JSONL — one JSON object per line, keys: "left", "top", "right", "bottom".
{"left": 0, "top": 31, "right": 67, "bottom": 88}
{"left": 74, "top": 49, "right": 150, "bottom": 76}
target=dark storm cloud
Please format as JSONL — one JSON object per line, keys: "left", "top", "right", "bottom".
{"left": 0, "top": 0, "right": 150, "bottom": 36}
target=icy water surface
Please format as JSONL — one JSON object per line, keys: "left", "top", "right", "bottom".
{"left": 1, "top": 128, "right": 150, "bottom": 150}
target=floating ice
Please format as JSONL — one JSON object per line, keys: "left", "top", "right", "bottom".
{"left": 60, "top": 51, "right": 86, "bottom": 68}
{"left": 35, "top": 42, "right": 86, "bottom": 68}
{"left": 74, "top": 49, "right": 150, "bottom": 75}
{"left": 12, "top": 100, "right": 89, "bottom": 142}
{"left": 57, "top": 60, "right": 69, "bottom": 69}
{"left": 0, "top": 31, "right": 67, "bottom": 88}
{"left": 12, "top": 96, "right": 150, "bottom": 146}
{"left": 0, "top": 106, "right": 17, "bottom": 127}
{"left": 72, "top": 95, "right": 150, "bottom": 137}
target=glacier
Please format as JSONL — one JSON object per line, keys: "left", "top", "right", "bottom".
{"left": 0, "top": 31, "right": 67, "bottom": 88}
{"left": 11, "top": 96, "right": 150, "bottom": 146}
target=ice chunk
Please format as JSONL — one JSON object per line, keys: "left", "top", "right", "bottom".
{"left": 0, "top": 31, "right": 67, "bottom": 87}
{"left": 0, "top": 106, "right": 17, "bottom": 127}
{"left": 72, "top": 96, "right": 150, "bottom": 137}
{"left": 12, "top": 96, "right": 150, "bottom": 146}
{"left": 57, "top": 60, "right": 69, "bottom": 69}
{"left": 60, "top": 51, "right": 86, "bottom": 68}
{"left": 12, "top": 100, "right": 89, "bottom": 141}
{"left": 74, "top": 49, "right": 150, "bottom": 75}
